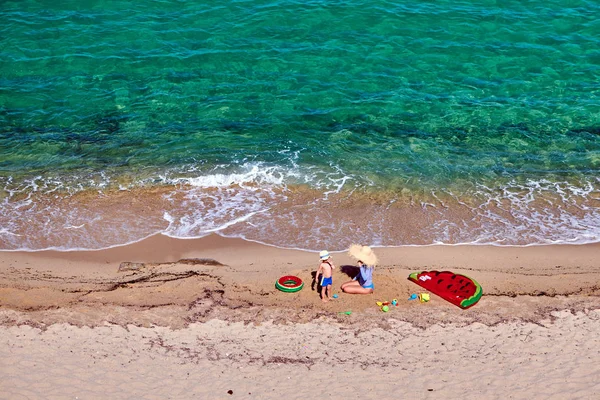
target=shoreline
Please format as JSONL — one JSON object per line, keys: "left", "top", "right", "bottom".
{"left": 3, "top": 179, "right": 600, "bottom": 252}
{"left": 6, "top": 229, "right": 600, "bottom": 254}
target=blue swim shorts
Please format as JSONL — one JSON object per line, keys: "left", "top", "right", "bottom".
{"left": 321, "top": 276, "right": 333, "bottom": 287}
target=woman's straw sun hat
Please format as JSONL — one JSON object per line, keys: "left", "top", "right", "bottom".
{"left": 348, "top": 244, "right": 378, "bottom": 266}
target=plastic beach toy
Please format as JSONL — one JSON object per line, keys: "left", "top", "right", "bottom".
{"left": 376, "top": 301, "right": 383, "bottom": 306}
{"left": 419, "top": 293, "right": 430, "bottom": 303}
{"left": 391, "top": 299, "right": 398, "bottom": 306}
{"left": 333, "top": 294, "right": 339, "bottom": 299}
{"left": 408, "top": 294, "right": 418, "bottom": 300}
{"left": 382, "top": 305, "right": 389, "bottom": 312}
{"left": 338, "top": 311, "right": 352, "bottom": 315}
{"left": 275, "top": 275, "right": 304, "bottom": 293}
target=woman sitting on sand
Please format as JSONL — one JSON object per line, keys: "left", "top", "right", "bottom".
{"left": 340, "top": 244, "right": 377, "bottom": 294}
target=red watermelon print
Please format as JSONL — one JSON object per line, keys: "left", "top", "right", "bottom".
{"left": 408, "top": 270, "right": 482, "bottom": 309}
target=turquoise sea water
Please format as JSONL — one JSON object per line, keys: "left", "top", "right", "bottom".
{"left": 1, "top": 0, "right": 600, "bottom": 250}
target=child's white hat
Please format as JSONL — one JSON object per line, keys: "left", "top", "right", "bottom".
{"left": 319, "top": 250, "right": 331, "bottom": 260}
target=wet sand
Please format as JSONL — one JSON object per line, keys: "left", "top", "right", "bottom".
{"left": 1, "top": 234, "right": 600, "bottom": 399}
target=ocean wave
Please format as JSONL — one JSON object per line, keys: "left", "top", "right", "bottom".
{"left": 1, "top": 169, "right": 599, "bottom": 251}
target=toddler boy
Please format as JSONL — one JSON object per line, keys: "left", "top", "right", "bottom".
{"left": 316, "top": 250, "right": 335, "bottom": 302}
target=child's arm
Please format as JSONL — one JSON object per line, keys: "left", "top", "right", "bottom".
{"left": 314, "top": 263, "right": 322, "bottom": 280}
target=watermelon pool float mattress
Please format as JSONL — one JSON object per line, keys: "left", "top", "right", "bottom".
{"left": 408, "top": 270, "right": 482, "bottom": 309}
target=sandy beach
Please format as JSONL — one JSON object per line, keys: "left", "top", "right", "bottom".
{"left": 1, "top": 234, "right": 600, "bottom": 399}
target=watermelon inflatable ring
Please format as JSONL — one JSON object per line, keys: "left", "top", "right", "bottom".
{"left": 408, "top": 270, "right": 482, "bottom": 309}
{"left": 275, "top": 275, "right": 304, "bottom": 293}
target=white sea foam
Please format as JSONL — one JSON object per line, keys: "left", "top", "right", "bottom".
{"left": 1, "top": 169, "right": 600, "bottom": 251}
{"left": 64, "top": 224, "right": 86, "bottom": 230}
{"left": 176, "top": 166, "right": 285, "bottom": 188}
{"left": 0, "top": 229, "right": 22, "bottom": 237}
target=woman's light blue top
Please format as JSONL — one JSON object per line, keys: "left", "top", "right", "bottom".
{"left": 355, "top": 265, "right": 373, "bottom": 287}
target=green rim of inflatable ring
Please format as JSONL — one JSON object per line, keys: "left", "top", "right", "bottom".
{"left": 275, "top": 275, "right": 304, "bottom": 293}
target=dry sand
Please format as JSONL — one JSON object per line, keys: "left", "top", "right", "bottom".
{"left": 1, "top": 234, "right": 600, "bottom": 399}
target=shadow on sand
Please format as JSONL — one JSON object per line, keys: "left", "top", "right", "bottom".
{"left": 311, "top": 265, "right": 359, "bottom": 298}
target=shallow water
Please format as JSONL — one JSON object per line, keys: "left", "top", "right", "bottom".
{"left": 1, "top": 0, "right": 600, "bottom": 250}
